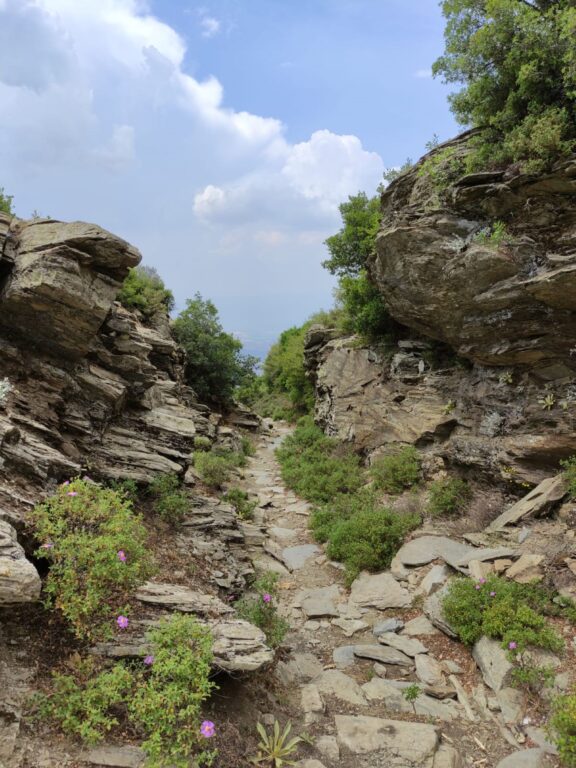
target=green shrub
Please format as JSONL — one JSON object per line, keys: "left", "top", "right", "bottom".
{"left": 276, "top": 417, "right": 363, "bottom": 504}
{"left": 442, "top": 575, "right": 564, "bottom": 653}
{"left": 310, "top": 487, "right": 378, "bottom": 543}
{"left": 263, "top": 324, "right": 314, "bottom": 416}
{"left": 370, "top": 447, "right": 421, "bottom": 494}
{"left": 130, "top": 614, "right": 216, "bottom": 768}
{"left": 194, "top": 452, "right": 233, "bottom": 488}
{"left": 241, "top": 435, "right": 256, "bottom": 457}
{"left": 335, "top": 271, "right": 398, "bottom": 342}
{"left": 417, "top": 146, "right": 465, "bottom": 194}
{"left": 118, "top": 266, "right": 174, "bottom": 317}
{"left": 0, "top": 186, "right": 14, "bottom": 215}
{"left": 236, "top": 572, "right": 289, "bottom": 648}
{"left": 38, "top": 615, "right": 217, "bottom": 768}
{"left": 472, "top": 221, "right": 513, "bottom": 249}
{"left": 326, "top": 506, "right": 420, "bottom": 585}
{"left": 427, "top": 477, "right": 471, "bottom": 517}
{"left": 561, "top": 455, "right": 576, "bottom": 500}
{"left": 148, "top": 473, "right": 189, "bottom": 526}
{"left": 108, "top": 478, "right": 139, "bottom": 504}
{"left": 548, "top": 692, "right": 576, "bottom": 767}
{"left": 193, "top": 436, "right": 212, "bottom": 452}
{"left": 223, "top": 488, "right": 257, "bottom": 520}
{"left": 30, "top": 479, "right": 154, "bottom": 641}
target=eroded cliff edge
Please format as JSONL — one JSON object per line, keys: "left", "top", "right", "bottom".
{"left": 306, "top": 134, "right": 576, "bottom": 487}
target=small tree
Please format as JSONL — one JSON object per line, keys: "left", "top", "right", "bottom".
{"left": 118, "top": 265, "right": 175, "bottom": 317}
{"left": 0, "top": 187, "right": 14, "bottom": 215}
{"left": 173, "top": 293, "right": 257, "bottom": 406}
{"left": 322, "top": 192, "right": 381, "bottom": 278}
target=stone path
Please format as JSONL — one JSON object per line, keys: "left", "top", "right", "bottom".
{"left": 240, "top": 424, "right": 560, "bottom": 768}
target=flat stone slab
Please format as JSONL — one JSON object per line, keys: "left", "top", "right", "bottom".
{"left": 402, "top": 616, "right": 439, "bottom": 636}
{"left": 275, "top": 653, "right": 324, "bottom": 686}
{"left": 83, "top": 745, "right": 145, "bottom": 767}
{"left": 333, "top": 645, "right": 357, "bottom": 669}
{"left": 350, "top": 571, "right": 411, "bottom": 610}
{"left": 135, "top": 582, "right": 233, "bottom": 616}
{"left": 495, "top": 749, "right": 547, "bottom": 768}
{"left": 301, "top": 585, "right": 340, "bottom": 618}
{"left": 397, "top": 536, "right": 475, "bottom": 571}
{"left": 456, "top": 547, "right": 518, "bottom": 567}
{"left": 335, "top": 715, "right": 438, "bottom": 760}
{"left": 332, "top": 617, "right": 369, "bottom": 637}
{"left": 315, "top": 670, "right": 366, "bottom": 706}
{"left": 424, "top": 584, "right": 458, "bottom": 638}
{"left": 415, "top": 653, "right": 445, "bottom": 686}
{"left": 362, "top": 679, "right": 460, "bottom": 721}
{"left": 377, "top": 632, "right": 428, "bottom": 657}
{"left": 282, "top": 544, "right": 319, "bottom": 571}
{"left": 373, "top": 618, "right": 404, "bottom": 636}
{"left": 473, "top": 636, "right": 514, "bottom": 691}
{"left": 353, "top": 644, "right": 413, "bottom": 667}
{"left": 487, "top": 474, "right": 567, "bottom": 531}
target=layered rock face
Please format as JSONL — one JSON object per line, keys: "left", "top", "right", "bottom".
{"left": 306, "top": 136, "right": 576, "bottom": 485}
{"left": 0, "top": 213, "right": 250, "bottom": 602}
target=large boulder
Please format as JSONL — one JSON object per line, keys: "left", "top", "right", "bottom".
{"left": 0, "top": 520, "right": 40, "bottom": 605}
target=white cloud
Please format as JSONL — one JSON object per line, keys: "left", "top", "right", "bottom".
{"left": 414, "top": 68, "right": 432, "bottom": 79}
{"left": 199, "top": 14, "right": 221, "bottom": 38}
{"left": 0, "top": 0, "right": 385, "bottom": 355}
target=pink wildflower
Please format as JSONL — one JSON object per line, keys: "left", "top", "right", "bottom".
{"left": 117, "top": 550, "right": 127, "bottom": 562}
{"left": 67, "top": 491, "right": 78, "bottom": 497}
{"left": 200, "top": 721, "right": 215, "bottom": 738}
{"left": 117, "top": 615, "right": 129, "bottom": 629}
{"left": 41, "top": 542, "right": 54, "bottom": 549}
{"left": 474, "top": 584, "right": 481, "bottom": 590}
{"left": 62, "top": 480, "right": 70, "bottom": 486}
{"left": 144, "top": 655, "right": 154, "bottom": 666}
{"left": 508, "top": 641, "right": 517, "bottom": 650}
{"left": 262, "top": 593, "right": 272, "bottom": 604}
{"left": 479, "top": 578, "right": 486, "bottom": 584}
{"left": 490, "top": 591, "right": 496, "bottom": 597}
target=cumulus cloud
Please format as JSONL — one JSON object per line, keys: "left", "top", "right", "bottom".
{"left": 0, "top": 0, "right": 385, "bottom": 355}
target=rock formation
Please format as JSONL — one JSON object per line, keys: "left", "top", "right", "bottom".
{"left": 305, "top": 136, "right": 576, "bottom": 487}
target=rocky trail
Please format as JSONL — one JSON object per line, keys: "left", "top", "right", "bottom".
{"left": 235, "top": 423, "right": 570, "bottom": 768}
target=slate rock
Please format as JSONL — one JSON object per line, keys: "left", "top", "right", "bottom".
{"left": 349, "top": 571, "right": 411, "bottom": 610}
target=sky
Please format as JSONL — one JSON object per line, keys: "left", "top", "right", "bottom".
{"left": 0, "top": 0, "right": 459, "bottom": 359}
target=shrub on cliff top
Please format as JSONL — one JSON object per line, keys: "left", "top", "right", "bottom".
{"left": 30, "top": 478, "right": 154, "bottom": 640}
{"left": 0, "top": 187, "right": 13, "bottom": 215}
{"left": 118, "top": 265, "right": 175, "bottom": 317}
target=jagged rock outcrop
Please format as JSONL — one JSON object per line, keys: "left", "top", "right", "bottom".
{"left": 305, "top": 138, "right": 576, "bottom": 486}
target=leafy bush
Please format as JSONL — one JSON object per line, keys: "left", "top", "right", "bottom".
{"left": 427, "top": 477, "right": 471, "bottom": 517}
{"left": 276, "top": 417, "right": 363, "bottom": 504}
{"left": 561, "top": 456, "right": 576, "bottom": 500}
{"left": 118, "top": 266, "right": 175, "bottom": 317}
{"left": 326, "top": 506, "right": 420, "bottom": 584}
{"left": 322, "top": 192, "right": 381, "bottom": 278}
{"left": 38, "top": 615, "right": 217, "bottom": 767}
{"left": 417, "top": 145, "right": 465, "bottom": 194}
{"left": 30, "top": 479, "right": 154, "bottom": 641}
{"left": 148, "top": 473, "right": 189, "bottom": 526}
{"left": 473, "top": 221, "right": 513, "bottom": 249}
{"left": 193, "top": 436, "right": 212, "bottom": 452}
{"left": 241, "top": 435, "right": 256, "bottom": 457}
{"left": 335, "top": 271, "right": 398, "bottom": 342}
{"left": 223, "top": 488, "right": 257, "bottom": 520}
{"left": 263, "top": 324, "right": 314, "bottom": 416}
{"left": 194, "top": 452, "right": 235, "bottom": 489}
{"left": 108, "top": 478, "right": 139, "bottom": 503}
{"left": 370, "top": 447, "right": 421, "bottom": 494}
{"left": 310, "top": 487, "right": 378, "bottom": 543}
{"left": 173, "top": 293, "right": 257, "bottom": 406}
{"left": 442, "top": 575, "right": 564, "bottom": 653}
{"left": 549, "top": 692, "right": 576, "bottom": 767}
{"left": 236, "top": 572, "right": 289, "bottom": 648}
{"left": 0, "top": 187, "right": 13, "bottom": 215}
{"left": 433, "top": 1, "right": 576, "bottom": 172}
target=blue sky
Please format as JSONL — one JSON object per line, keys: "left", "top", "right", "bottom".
{"left": 0, "top": 0, "right": 459, "bottom": 359}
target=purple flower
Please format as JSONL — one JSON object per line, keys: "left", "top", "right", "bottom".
{"left": 117, "top": 550, "right": 127, "bottom": 562}
{"left": 83, "top": 475, "right": 92, "bottom": 482}
{"left": 490, "top": 591, "right": 496, "bottom": 597}
{"left": 508, "top": 641, "right": 517, "bottom": 650}
{"left": 67, "top": 491, "right": 78, "bottom": 497}
{"left": 41, "top": 542, "right": 54, "bottom": 549}
{"left": 62, "top": 480, "right": 70, "bottom": 486}
{"left": 117, "top": 615, "right": 129, "bottom": 629}
{"left": 479, "top": 578, "right": 486, "bottom": 584}
{"left": 200, "top": 720, "right": 215, "bottom": 738}
{"left": 144, "top": 655, "right": 154, "bottom": 666}
{"left": 474, "top": 584, "right": 481, "bottom": 590}
{"left": 262, "top": 593, "right": 272, "bottom": 604}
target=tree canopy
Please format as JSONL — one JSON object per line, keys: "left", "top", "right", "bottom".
{"left": 0, "top": 187, "right": 13, "bottom": 215}
{"left": 322, "top": 192, "right": 381, "bottom": 278}
{"left": 118, "top": 265, "right": 175, "bottom": 318}
{"left": 173, "top": 293, "right": 257, "bottom": 406}
{"left": 433, "top": 0, "right": 576, "bottom": 171}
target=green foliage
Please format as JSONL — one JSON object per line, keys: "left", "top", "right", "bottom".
{"left": 108, "top": 478, "right": 139, "bottom": 504}
{"left": 403, "top": 683, "right": 422, "bottom": 708}
{"left": 511, "top": 659, "right": 555, "bottom": 695}
{"left": 417, "top": 145, "right": 465, "bottom": 195}
{"left": 263, "top": 324, "right": 314, "bottom": 417}
{"left": 382, "top": 158, "right": 413, "bottom": 183}
{"left": 0, "top": 187, "right": 14, "bottom": 215}
{"left": 173, "top": 293, "right": 257, "bottom": 406}
{"left": 370, "top": 447, "right": 421, "bottom": 494}
{"left": 129, "top": 614, "right": 216, "bottom": 768}
{"left": 194, "top": 449, "right": 246, "bottom": 489}
{"left": 473, "top": 220, "right": 513, "bottom": 248}
{"left": 236, "top": 573, "right": 289, "bottom": 648}
{"left": 336, "top": 271, "right": 398, "bottom": 342}
{"left": 30, "top": 479, "right": 154, "bottom": 641}
{"left": 427, "top": 477, "right": 471, "bottom": 517}
{"left": 38, "top": 615, "right": 216, "bottom": 768}
{"left": 322, "top": 192, "right": 381, "bottom": 278}
{"left": 117, "top": 266, "right": 175, "bottom": 317}
{"left": 276, "top": 417, "right": 363, "bottom": 504}
{"left": 433, "top": 0, "right": 576, "bottom": 172}
{"left": 148, "top": 473, "right": 189, "bottom": 526}
{"left": 241, "top": 435, "right": 256, "bottom": 457}
{"left": 252, "top": 720, "right": 303, "bottom": 768}
{"left": 310, "top": 487, "right": 377, "bottom": 543}
{"left": 193, "top": 435, "right": 212, "bottom": 452}
{"left": 326, "top": 505, "right": 420, "bottom": 585}
{"left": 223, "top": 488, "right": 257, "bottom": 520}
{"left": 561, "top": 455, "right": 576, "bottom": 500}
{"left": 442, "top": 575, "right": 564, "bottom": 654}
{"left": 548, "top": 692, "right": 576, "bottom": 767}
